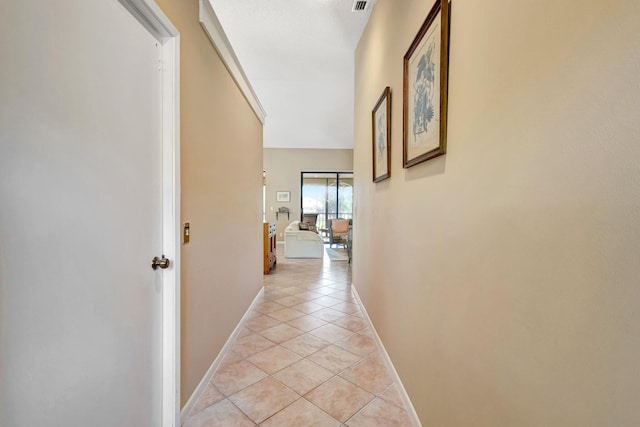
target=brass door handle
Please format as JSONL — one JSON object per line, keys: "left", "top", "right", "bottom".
{"left": 151, "top": 256, "right": 170, "bottom": 270}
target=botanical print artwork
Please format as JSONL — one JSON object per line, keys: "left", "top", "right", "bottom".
{"left": 375, "top": 97, "right": 388, "bottom": 177}
{"left": 412, "top": 40, "right": 436, "bottom": 137}
{"left": 407, "top": 13, "right": 441, "bottom": 159}
{"left": 402, "top": 0, "right": 449, "bottom": 168}
{"left": 372, "top": 86, "right": 390, "bottom": 182}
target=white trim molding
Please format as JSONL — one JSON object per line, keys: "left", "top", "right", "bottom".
{"left": 198, "top": 0, "right": 267, "bottom": 124}
{"left": 118, "top": 0, "right": 178, "bottom": 40}
{"left": 159, "top": 34, "right": 181, "bottom": 427}
{"left": 351, "top": 285, "right": 423, "bottom": 427}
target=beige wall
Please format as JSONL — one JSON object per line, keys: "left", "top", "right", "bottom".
{"left": 156, "top": 0, "right": 264, "bottom": 407}
{"left": 354, "top": 0, "right": 640, "bottom": 425}
{"left": 264, "top": 148, "right": 353, "bottom": 239}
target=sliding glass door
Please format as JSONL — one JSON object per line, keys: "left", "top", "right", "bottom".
{"left": 301, "top": 172, "right": 353, "bottom": 231}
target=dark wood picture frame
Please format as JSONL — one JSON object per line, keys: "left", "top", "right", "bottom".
{"left": 403, "top": 0, "right": 450, "bottom": 168}
{"left": 372, "top": 87, "right": 391, "bottom": 182}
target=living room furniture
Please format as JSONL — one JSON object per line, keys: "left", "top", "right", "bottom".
{"left": 275, "top": 207, "right": 290, "bottom": 221}
{"left": 328, "top": 218, "right": 351, "bottom": 248}
{"left": 301, "top": 213, "right": 319, "bottom": 232}
{"left": 263, "top": 221, "right": 277, "bottom": 274}
{"left": 284, "top": 220, "right": 324, "bottom": 258}
{"left": 302, "top": 213, "right": 318, "bottom": 225}
{"left": 318, "top": 227, "right": 329, "bottom": 243}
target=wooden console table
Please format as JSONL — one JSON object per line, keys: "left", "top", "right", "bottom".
{"left": 263, "top": 221, "right": 277, "bottom": 274}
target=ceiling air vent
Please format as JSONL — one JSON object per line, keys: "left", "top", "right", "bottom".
{"left": 352, "top": 0, "right": 369, "bottom": 12}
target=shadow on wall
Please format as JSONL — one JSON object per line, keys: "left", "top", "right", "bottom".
{"left": 404, "top": 155, "right": 446, "bottom": 182}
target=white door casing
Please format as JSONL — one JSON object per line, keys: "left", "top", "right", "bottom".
{"left": 0, "top": 0, "right": 180, "bottom": 425}
{"left": 120, "top": 1, "right": 181, "bottom": 424}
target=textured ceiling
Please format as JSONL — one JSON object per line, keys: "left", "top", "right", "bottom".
{"left": 209, "top": 0, "right": 375, "bottom": 149}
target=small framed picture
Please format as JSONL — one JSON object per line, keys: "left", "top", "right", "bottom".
{"left": 276, "top": 191, "right": 290, "bottom": 202}
{"left": 403, "top": 0, "right": 450, "bottom": 168}
{"left": 372, "top": 87, "right": 391, "bottom": 183}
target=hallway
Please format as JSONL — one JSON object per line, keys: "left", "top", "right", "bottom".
{"left": 183, "top": 247, "right": 414, "bottom": 426}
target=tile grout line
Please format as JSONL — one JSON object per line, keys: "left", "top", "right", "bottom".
{"left": 204, "top": 307, "right": 352, "bottom": 423}
{"left": 234, "top": 302, "right": 366, "bottom": 424}
{"left": 254, "top": 292, "right": 397, "bottom": 423}
{"left": 187, "top": 250, "right": 415, "bottom": 425}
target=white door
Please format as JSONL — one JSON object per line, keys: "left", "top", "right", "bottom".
{"left": 0, "top": 1, "right": 175, "bottom": 425}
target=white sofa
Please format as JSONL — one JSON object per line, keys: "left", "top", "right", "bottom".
{"left": 284, "top": 221, "right": 325, "bottom": 258}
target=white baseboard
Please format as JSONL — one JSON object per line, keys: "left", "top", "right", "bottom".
{"left": 179, "top": 287, "right": 265, "bottom": 425}
{"left": 351, "top": 284, "right": 422, "bottom": 427}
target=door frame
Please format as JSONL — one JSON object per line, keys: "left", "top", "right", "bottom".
{"left": 116, "top": 1, "right": 180, "bottom": 425}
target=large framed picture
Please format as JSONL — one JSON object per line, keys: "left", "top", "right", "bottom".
{"left": 372, "top": 87, "right": 391, "bottom": 182}
{"left": 403, "top": 0, "right": 450, "bottom": 168}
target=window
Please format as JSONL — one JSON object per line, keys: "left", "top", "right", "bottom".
{"left": 301, "top": 172, "right": 353, "bottom": 230}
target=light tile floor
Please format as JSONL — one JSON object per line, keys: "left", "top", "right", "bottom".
{"left": 183, "top": 245, "right": 413, "bottom": 426}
